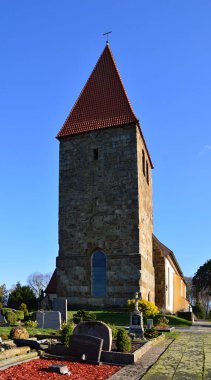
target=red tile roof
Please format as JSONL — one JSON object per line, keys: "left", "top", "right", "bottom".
{"left": 56, "top": 44, "right": 138, "bottom": 138}
{"left": 45, "top": 269, "right": 57, "bottom": 294}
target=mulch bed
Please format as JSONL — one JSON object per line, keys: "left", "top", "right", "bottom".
{"left": 0, "top": 358, "right": 121, "bottom": 380}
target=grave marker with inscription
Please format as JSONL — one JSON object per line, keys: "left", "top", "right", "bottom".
{"left": 36, "top": 311, "right": 61, "bottom": 330}
{"left": 73, "top": 320, "right": 112, "bottom": 351}
{"left": 129, "top": 292, "right": 144, "bottom": 338}
{"left": 69, "top": 334, "right": 103, "bottom": 363}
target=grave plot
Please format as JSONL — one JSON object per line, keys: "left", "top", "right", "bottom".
{"left": 0, "top": 358, "right": 121, "bottom": 379}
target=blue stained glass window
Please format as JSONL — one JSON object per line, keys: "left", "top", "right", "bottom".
{"left": 92, "top": 251, "right": 107, "bottom": 297}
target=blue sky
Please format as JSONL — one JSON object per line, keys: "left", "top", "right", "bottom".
{"left": 0, "top": 0, "right": 210, "bottom": 289}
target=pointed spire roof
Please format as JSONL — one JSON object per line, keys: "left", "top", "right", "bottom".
{"left": 57, "top": 44, "right": 138, "bottom": 138}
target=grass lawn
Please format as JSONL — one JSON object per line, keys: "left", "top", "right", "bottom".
{"left": 0, "top": 326, "right": 58, "bottom": 339}
{"left": 67, "top": 311, "right": 192, "bottom": 327}
{"left": 0, "top": 312, "right": 192, "bottom": 339}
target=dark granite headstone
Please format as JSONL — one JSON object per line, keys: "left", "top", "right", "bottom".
{"left": 14, "top": 338, "right": 41, "bottom": 349}
{"left": 73, "top": 321, "right": 112, "bottom": 351}
{"left": 69, "top": 334, "right": 103, "bottom": 363}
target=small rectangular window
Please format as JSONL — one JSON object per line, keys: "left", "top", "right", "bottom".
{"left": 93, "top": 148, "right": 98, "bottom": 160}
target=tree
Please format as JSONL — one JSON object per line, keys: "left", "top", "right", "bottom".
{"left": 0, "top": 284, "right": 8, "bottom": 307}
{"left": 7, "top": 282, "right": 37, "bottom": 311}
{"left": 27, "top": 272, "right": 51, "bottom": 298}
{"left": 184, "top": 276, "right": 197, "bottom": 305}
{"left": 192, "top": 260, "right": 211, "bottom": 317}
{"left": 192, "top": 260, "right": 211, "bottom": 295}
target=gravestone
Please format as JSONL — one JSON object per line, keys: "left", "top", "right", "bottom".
{"left": 0, "top": 312, "right": 6, "bottom": 324}
{"left": 14, "top": 339, "right": 41, "bottom": 349}
{"left": 147, "top": 319, "right": 153, "bottom": 329}
{"left": 73, "top": 320, "right": 112, "bottom": 351}
{"left": 36, "top": 311, "right": 61, "bottom": 330}
{"left": 129, "top": 292, "right": 144, "bottom": 338}
{"left": 52, "top": 298, "right": 67, "bottom": 323}
{"left": 69, "top": 334, "right": 103, "bottom": 363}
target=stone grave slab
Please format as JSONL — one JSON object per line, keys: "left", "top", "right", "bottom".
{"left": 69, "top": 334, "right": 103, "bottom": 363}
{"left": 52, "top": 298, "right": 67, "bottom": 323}
{"left": 14, "top": 338, "right": 41, "bottom": 349}
{"left": 73, "top": 321, "right": 112, "bottom": 351}
{"left": 36, "top": 311, "right": 61, "bottom": 330}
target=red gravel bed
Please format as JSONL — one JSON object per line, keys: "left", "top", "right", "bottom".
{"left": 0, "top": 358, "right": 121, "bottom": 380}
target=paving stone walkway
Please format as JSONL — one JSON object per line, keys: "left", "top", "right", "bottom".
{"left": 108, "top": 337, "right": 173, "bottom": 380}
{"left": 109, "top": 331, "right": 211, "bottom": 379}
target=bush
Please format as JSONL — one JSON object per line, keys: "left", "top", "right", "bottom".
{"left": 127, "top": 299, "right": 159, "bottom": 317}
{"left": 1, "top": 308, "right": 12, "bottom": 316}
{"left": 9, "top": 326, "right": 29, "bottom": 339}
{"left": 19, "top": 303, "right": 29, "bottom": 317}
{"left": 116, "top": 328, "right": 131, "bottom": 352}
{"left": 107, "top": 323, "right": 119, "bottom": 340}
{"left": 192, "top": 303, "right": 205, "bottom": 319}
{"left": 24, "top": 320, "right": 38, "bottom": 328}
{"left": 72, "top": 310, "right": 96, "bottom": 324}
{"left": 15, "top": 310, "right": 24, "bottom": 321}
{"left": 157, "top": 316, "right": 169, "bottom": 326}
{"left": 144, "top": 327, "right": 159, "bottom": 339}
{"left": 60, "top": 323, "right": 75, "bottom": 346}
{"left": 5, "top": 311, "right": 17, "bottom": 325}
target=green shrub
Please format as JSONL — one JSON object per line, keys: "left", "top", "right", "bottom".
{"left": 192, "top": 303, "right": 205, "bottom": 319}
{"left": 24, "top": 320, "right": 38, "bottom": 328}
{"left": 144, "top": 327, "right": 159, "bottom": 339}
{"left": 19, "top": 303, "right": 29, "bottom": 317}
{"left": 72, "top": 310, "right": 96, "bottom": 324}
{"left": 9, "top": 326, "right": 29, "bottom": 339}
{"left": 60, "top": 323, "right": 75, "bottom": 346}
{"left": 15, "top": 310, "right": 24, "bottom": 321}
{"left": 157, "top": 316, "right": 169, "bottom": 326}
{"left": 116, "top": 328, "right": 131, "bottom": 352}
{"left": 127, "top": 299, "right": 159, "bottom": 317}
{"left": 107, "top": 323, "right": 119, "bottom": 340}
{"left": 1, "top": 308, "right": 12, "bottom": 316}
{"left": 5, "top": 311, "right": 17, "bottom": 325}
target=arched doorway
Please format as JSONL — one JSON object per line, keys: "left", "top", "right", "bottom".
{"left": 91, "top": 251, "right": 107, "bottom": 297}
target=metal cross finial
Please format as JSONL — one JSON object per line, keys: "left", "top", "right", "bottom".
{"left": 103, "top": 31, "right": 112, "bottom": 45}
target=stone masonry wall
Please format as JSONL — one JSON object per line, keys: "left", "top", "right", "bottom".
{"left": 57, "top": 124, "right": 143, "bottom": 306}
{"left": 153, "top": 243, "right": 166, "bottom": 310}
{"left": 136, "top": 127, "right": 155, "bottom": 301}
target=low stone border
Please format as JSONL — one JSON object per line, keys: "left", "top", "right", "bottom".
{"left": 48, "top": 333, "right": 166, "bottom": 365}
{"left": 101, "top": 334, "right": 165, "bottom": 365}
{"left": 0, "top": 351, "right": 39, "bottom": 370}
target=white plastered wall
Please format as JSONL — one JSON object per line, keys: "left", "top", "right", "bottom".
{"left": 165, "top": 259, "right": 174, "bottom": 312}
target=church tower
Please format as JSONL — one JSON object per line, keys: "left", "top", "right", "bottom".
{"left": 56, "top": 44, "right": 154, "bottom": 307}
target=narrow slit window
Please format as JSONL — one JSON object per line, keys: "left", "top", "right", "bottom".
{"left": 93, "top": 148, "right": 98, "bottom": 160}
{"left": 146, "top": 161, "right": 149, "bottom": 184}
{"left": 142, "top": 150, "right": 145, "bottom": 176}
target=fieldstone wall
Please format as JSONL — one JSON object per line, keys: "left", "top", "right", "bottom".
{"left": 57, "top": 124, "right": 155, "bottom": 307}
{"left": 153, "top": 241, "right": 166, "bottom": 310}
{"left": 136, "top": 127, "right": 155, "bottom": 301}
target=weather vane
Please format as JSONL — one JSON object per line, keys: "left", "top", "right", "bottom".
{"left": 103, "top": 31, "right": 112, "bottom": 45}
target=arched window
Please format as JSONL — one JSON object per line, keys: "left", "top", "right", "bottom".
{"left": 142, "top": 150, "right": 145, "bottom": 176}
{"left": 91, "top": 251, "right": 107, "bottom": 297}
